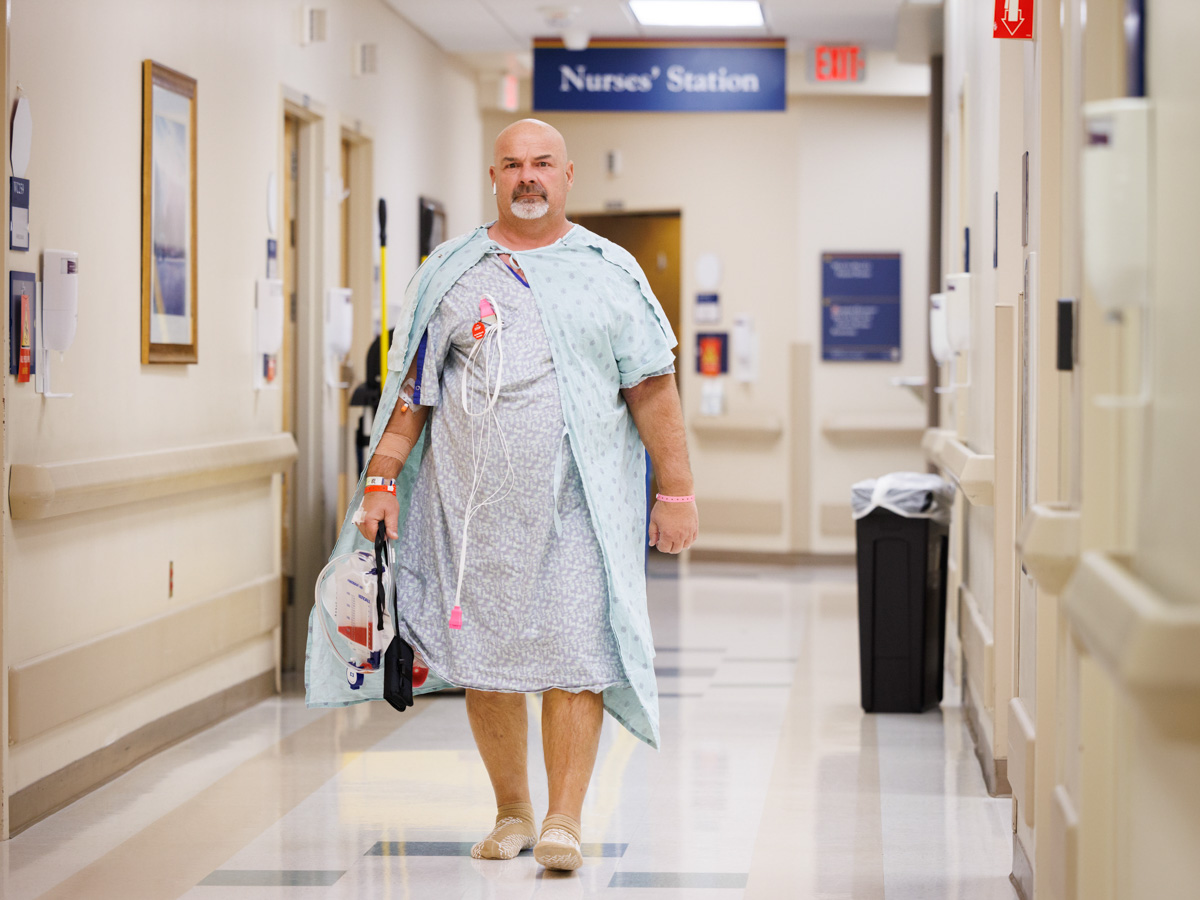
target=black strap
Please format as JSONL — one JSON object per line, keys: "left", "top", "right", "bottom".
{"left": 373, "top": 523, "right": 389, "bottom": 632}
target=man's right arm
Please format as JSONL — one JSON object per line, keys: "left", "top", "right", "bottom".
{"left": 359, "top": 354, "right": 429, "bottom": 541}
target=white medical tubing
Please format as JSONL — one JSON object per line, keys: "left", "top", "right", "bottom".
{"left": 450, "top": 295, "right": 514, "bottom": 628}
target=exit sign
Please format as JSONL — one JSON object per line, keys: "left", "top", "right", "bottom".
{"left": 807, "top": 45, "right": 866, "bottom": 83}
{"left": 994, "top": 0, "right": 1035, "bottom": 40}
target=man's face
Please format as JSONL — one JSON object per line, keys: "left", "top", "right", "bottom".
{"left": 490, "top": 125, "right": 573, "bottom": 224}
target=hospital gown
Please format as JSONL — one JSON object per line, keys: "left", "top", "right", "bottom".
{"left": 394, "top": 256, "right": 625, "bottom": 693}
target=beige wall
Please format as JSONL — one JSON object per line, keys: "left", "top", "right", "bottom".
{"left": 4, "top": 0, "right": 481, "bottom": 800}
{"left": 485, "top": 83, "right": 931, "bottom": 555}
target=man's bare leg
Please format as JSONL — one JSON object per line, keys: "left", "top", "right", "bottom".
{"left": 535, "top": 688, "right": 604, "bottom": 871}
{"left": 466, "top": 689, "right": 537, "bottom": 860}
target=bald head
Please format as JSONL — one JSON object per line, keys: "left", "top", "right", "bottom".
{"left": 489, "top": 118, "right": 574, "bottom": 241}
{"left": 492, "top": 118, "right": 568, "bottom": 165}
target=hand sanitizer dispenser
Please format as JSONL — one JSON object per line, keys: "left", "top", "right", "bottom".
{"left": 945, "top": 273, "right": 971, "bottom": 353}
{"left": 1083, "top": 99, "right": 1151, "bottom": 311}
{"left": 1083, "top": 98, "right": 1154, "bottom": 408}
{"left": 929, "top": 292, "right": 951, "bottom": 364}
{"left": 42, "top": 249, "right": 78, "bottom": 351}
{"left": 37, "top": 249, "right": 78, "bottom": 398}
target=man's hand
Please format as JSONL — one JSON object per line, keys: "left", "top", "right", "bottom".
{"left": 357, "top": 492, "right": 400, "bottom": 542}
{"left": 648, "top": 500, "right": 698, "bottom": 554}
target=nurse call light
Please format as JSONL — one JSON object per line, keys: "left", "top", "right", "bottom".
{"left": 809, "top": 45, "right": 866, "bottom": 83}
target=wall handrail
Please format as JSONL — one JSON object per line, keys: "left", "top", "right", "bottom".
{"left": 1017, "top": 503, "right": 1082, "bottom": 594}
{"left": 922, "top": 427, "right": 995, "bottom": 506}
{"left": 822, "top": 413, "right": 926, "bottom": 438}
{"left": 8, "top": 433, "right": 298, "bottom": 520}
{"left": 1063, "top": 551, "right": 1200, "bottom": 697}
{"left": 691, "top": 413, "right": 783, "bottom": 440}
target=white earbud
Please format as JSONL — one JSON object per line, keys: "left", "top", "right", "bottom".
{"left": 491, "top": 182, "right": 497, "bottom": 195}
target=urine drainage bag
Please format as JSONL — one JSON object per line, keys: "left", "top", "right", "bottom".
{"left": 314, "top": 536, "right": 395, "bottom": 690}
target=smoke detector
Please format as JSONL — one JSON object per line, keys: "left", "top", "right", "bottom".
{"left": 539, "top": 5, "right": 589, "bottom": 50}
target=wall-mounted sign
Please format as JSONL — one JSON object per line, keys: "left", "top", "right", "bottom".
{"left": 533, "top": 38, "right": 786, "bottom": 112}
{"left": 696, "top": 332, "right": 729, "bottom": 375}
{"left": 694, "top": 293, "right": 720, "bottom": 324}
{"left": 821, "top": 253, "right": 902, "bottom": 362}
{"left": 994, "top": 0, "right": 1034, "bottom": 40}
{"left": 807, "top": 45, "right": 866, "bottom": 83}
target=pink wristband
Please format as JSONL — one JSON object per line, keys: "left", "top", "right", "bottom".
{"left": 656, "top": 493, "right": 695, "bottom": 503}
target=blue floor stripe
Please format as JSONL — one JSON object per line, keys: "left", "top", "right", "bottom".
{"left": 198, "top": 870, "right": 345, "bottom": 886}
{"left": 608, "top": 872, "right": 749, "bottom": 889}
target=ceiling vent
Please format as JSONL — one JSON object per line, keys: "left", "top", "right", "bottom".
{"left": 300, "top": 6, "right": 327, "bottom": 45}
{"left": 354, "top": 42, "right": 379, "bottom": 76}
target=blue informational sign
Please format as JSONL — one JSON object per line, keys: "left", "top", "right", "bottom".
{"left": 533, "top": 39, "right": 786, "bottom": 113}
{"left": 821, "top": 253, "right": 902, "bottom": 362}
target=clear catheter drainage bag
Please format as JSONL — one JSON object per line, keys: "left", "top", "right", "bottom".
{"left": 851, "top": 472, "right": 955, "bottom": 525}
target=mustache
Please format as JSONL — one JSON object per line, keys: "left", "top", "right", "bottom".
{"left": 511, "top": 186, "right": 548, "bottom": 201}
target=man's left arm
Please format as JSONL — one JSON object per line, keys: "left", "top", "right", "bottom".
{"left": 622, "top": 373, "right": 699, "bottom": 554}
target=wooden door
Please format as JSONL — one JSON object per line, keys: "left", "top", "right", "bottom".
{"left": 572, "top": 212, "right": 682, "bottom": 375}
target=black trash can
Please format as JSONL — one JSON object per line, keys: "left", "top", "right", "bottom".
{"left": 852, "top": 474, "right": 953, "bottom": 713}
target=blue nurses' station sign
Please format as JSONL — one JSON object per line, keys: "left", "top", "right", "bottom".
{"left": 533, "top": 39, "right": 786, "bottom": 112}
{"left": 821, "top": 253, "right": 902, "bottom": 362}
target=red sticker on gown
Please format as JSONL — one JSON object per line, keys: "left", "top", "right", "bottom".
{"left": 472, "top": 321, "right": 486, "bottom": 340}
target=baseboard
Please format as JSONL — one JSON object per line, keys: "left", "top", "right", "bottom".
{"left": 10, "top": 670, "right": 276, "bottom": 836}
{"left": 962, "top": 676, "right": 1012, "bottom": 798}
{"left": 1011, "top": 832, "right": 1034, "bottom": 900}
{"left": 687, "top": 549, "right": 856, "bottom": 567}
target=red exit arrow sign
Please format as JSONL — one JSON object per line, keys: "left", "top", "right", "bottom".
{"left": 994, "top": 0, "right": 1034, "bottom": 40}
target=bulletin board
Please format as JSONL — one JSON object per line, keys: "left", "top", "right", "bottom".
{"left": 820, "top": 252, "right": 902, "bottom": 362}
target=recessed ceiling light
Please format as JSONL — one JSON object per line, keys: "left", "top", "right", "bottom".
{"left": 629, "top": 1, "right": 765, "bottom": 28}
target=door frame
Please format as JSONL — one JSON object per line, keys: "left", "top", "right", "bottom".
{"left": 337, "top": 123, "right": 373, "bottom": 541}
{"left": 281, "top": 90, "right": 327, "bottom": 671}
{"left": 0, "top": 7, "right": 10, "bottom": 842}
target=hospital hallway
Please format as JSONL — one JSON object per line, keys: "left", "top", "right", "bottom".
{"left": 0, "top": 559, "right": 1014, "bottom": 900}
{"left": 6, "top": 0, "right": 1200, "bottom": 897}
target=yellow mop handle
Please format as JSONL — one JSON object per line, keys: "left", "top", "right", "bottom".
{"left": 378, "top": 199, "right": 388, "bottom": 388}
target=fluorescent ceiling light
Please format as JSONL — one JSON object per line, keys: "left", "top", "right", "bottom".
{"left": 629, "top": 1, "right": 765, "bottom": 28}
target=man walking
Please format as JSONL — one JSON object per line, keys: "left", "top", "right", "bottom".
{"left": 308, "top": 119, "right": 697, "bottom": 872}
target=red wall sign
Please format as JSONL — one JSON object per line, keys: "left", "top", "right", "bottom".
{"left": 994, "top": 0, "right": 1035, "bottom": 40}
{"left": 810, "top": 45, "right": 865, "bottom": 83}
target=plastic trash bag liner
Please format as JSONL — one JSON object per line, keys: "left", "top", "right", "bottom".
{"left": 851, "top": 472, "right": 955, "bottom": 524}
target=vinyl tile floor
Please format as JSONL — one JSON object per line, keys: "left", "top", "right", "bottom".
{"left": 0, "top": 559, "right": 1016, "bottom": 899}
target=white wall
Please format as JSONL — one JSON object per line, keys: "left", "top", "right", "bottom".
{"left": 4, "top": 0, "right": 480, "bottom": 792}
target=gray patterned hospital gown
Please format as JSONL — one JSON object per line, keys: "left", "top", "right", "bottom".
{"left": 394, "top": 255, "right": 638, "bottom": 693}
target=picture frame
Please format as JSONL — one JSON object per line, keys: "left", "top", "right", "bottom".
{"left": 141, "top": 60, "right": 198, "bottom": 364}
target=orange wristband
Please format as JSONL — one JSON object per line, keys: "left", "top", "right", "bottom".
{"left": 365, "top": 477, "right": 396, "bottom": 495}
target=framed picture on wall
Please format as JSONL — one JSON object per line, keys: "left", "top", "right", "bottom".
{"left": 141, "top": 60, "right": 198, "bottom": 364}
{"left": 418, "top": 196, "right": 445, "bottom": 264}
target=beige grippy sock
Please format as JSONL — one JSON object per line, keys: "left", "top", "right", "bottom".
{"left": 534, "top": 813, "right": 583, "bottom": 871}
{"left": 470, "top": 801, "right": 537, "bottom": 860}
